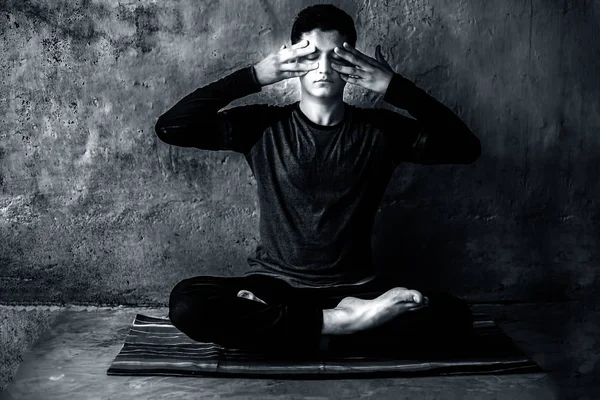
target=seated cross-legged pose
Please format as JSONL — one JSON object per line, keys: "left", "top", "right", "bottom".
{"left": 155, "top": 4, "right": 481, "bottom": 357}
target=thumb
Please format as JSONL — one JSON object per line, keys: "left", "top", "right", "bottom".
{"left": 376, "top": 44, "right": 394, "bottom": 72}
{"left": 375, "top": 45, "right": 384, "bottom": 62}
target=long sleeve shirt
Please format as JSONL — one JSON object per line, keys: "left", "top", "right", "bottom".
{"left": 155, "top": 65, "right": 481, "bottom": 288}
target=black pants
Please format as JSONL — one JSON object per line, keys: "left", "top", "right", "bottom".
{"left": 168, "top": 274, "right": 473, "bottom": 358}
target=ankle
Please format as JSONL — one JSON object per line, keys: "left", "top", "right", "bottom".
{"left": 321, "top": 308, "right": 353, "bottom": 335}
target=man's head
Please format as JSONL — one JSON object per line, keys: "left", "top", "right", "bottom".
{"left": 290, "top": 5, "right": 357, "bottom": 100}
{"left": 291, "top": 5, "right": 357, "bottom": 48}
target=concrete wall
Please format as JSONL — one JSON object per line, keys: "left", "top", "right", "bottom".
{"left": 1, "top": 0, "right": 599, "bottom": 304}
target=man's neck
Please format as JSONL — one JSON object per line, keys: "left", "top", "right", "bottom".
{"left": 299, "top": 94, "right": 345, "bottom": 127}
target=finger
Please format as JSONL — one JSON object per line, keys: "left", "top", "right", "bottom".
{"left": 376, "top": 44, "right": 394, "bottom": 72}
{"left": 291, "top": 44, "right": 317, "bottom": 59}
{"left": 282, "top": 40, "right": 309, "bottom": 59}
{"left": 291, "top": 39, "right": 309, "bottom": 49}
{"left": 278, "top": 39, "right": 306, "bottom": 61}
{"left": 280, "top": 62, "right": 318, "bottom": 72}
{"left": 331, "top": 63, "right": 366, "bottom": 78}
{"left": 282, "top": 70, "right": 312, "bottom": 78}
{"left": 345, "top": 42, "right": 379, "bottom": 65}
{"left": 334, "top": 46, "right": 371, "bottom": 70}
{"left": 375, "top": 45, "right": 384, "bottom": 63}
{"left": 280, "top": 70, "right": 316, "bottom": 79}
{"left": 339, "top": 73, "right": 360, "bottom": 85}
{"left": 338, "top": 42, "right": 379, "bottom": 69}
{"left": 280, "top": 43, "right": 316, "bottom": 63}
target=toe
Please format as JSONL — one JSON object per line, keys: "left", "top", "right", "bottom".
{"left": 237, "top": 290, "right": 267, "bottom": 305}
{"left": 387, "top": 287, "right": 418, "bottom": 303}
{"left": 409, "top": 290, "right": 424, "bottom": 304}
{"left": 237, "top": 290, "right": 251, "bottom": 299}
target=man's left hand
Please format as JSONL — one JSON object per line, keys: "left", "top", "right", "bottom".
{"left": 331, "top": 42, "right": 395, "bottom": 95}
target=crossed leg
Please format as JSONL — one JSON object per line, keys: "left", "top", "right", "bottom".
{"left": 168, "top": 274, "right": 472, "bottom": 357}
{"left": 238, "top": 286, "right": 430, "bottom": 334}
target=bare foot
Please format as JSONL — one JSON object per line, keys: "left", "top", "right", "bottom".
{"left": 237, "top": 289, "right": 267, "bottom": 305}
{"left": 322, "top": 287, "right": 429, "bottom": 335}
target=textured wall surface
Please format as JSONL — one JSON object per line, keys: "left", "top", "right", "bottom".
{"left": 1, "top": 0, "right": 599, "bottom": 304}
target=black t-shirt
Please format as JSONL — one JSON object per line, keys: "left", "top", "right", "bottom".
{"left": 155, "top": 66, "right": 480, "bottom": 287}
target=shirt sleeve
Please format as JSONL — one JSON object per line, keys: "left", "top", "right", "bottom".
{"left": 154, "top": 66, "right": 280, "bottom": 155}
{"left": 381, "top": 73, "right": 481, "bottom": 165}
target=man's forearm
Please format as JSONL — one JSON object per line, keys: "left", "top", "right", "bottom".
{"left": 384, "top": 73, "right": 481, "bottom": 164}
{"left": 154, "top": 66, "right": 262, "bottom": 149}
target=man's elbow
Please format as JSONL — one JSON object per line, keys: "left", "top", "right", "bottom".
{"left": 154, "top": 116, "right": 171, "bottom": 144}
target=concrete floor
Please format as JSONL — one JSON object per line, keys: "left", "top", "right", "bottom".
{"left": 0, "top": 302, "right": 598, "bottom": 400}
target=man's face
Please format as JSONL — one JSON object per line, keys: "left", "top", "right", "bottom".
{"left": 295, "top": 29, "right": 351, "bottom": 100}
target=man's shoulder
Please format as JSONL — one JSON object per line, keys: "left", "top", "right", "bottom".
{"left": 223, "top": 101, "right": 296, "bottom": 121}
{"left": 349, "top": 102, "right": 395, "bottom": 114}
{"left": 225, "top": 101, "right": 295, "bottom": 111}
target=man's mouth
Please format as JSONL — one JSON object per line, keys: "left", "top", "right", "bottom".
{"left": 315, "top": 79, "right": 333, "bottom": 83}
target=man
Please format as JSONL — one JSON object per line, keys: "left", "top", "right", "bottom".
{"left": 155, "top": 5, "right": 481, "bottom": 356}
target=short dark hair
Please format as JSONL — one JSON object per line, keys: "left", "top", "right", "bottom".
{"left": 291, "top": 4, "right": 357, "bottom": 46}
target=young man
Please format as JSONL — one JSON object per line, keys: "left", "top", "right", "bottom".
{"left": 155, "top": 5, "right": 481, "bottom": 356}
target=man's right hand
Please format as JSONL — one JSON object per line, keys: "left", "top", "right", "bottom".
{"left": 253, "top": 40, "right": 318, "bottom": 87}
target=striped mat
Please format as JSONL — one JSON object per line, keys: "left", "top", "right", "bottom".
{"left": 107, "top": 313, "right": 540, "bottom": 377}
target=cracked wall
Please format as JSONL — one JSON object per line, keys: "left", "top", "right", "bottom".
{"left": 1, "top": 0, "right": 599, "bottom": 304}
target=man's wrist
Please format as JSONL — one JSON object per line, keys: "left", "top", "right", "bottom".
{"left": 250, "top": 64, "right": 263, "bottom": 87}
{"left": 378, "top": 72, "right": 394, "bottom": 95}
{"left": 383, "top": 73, "right": 421, "bottom": 109}
{"left": 382, "top": 73, "right": 403, "bottom": 99}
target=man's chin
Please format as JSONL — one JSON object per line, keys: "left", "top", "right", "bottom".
{"left": 308, "top": 88, "right": 343, "bottom": 99}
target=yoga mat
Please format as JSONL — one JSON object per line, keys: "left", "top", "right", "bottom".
{"left": 107, "top": 313, "right": 540, "bottom": 378}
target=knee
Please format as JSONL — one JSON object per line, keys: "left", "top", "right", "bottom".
{"left": 167, "top": 276, "right": 225, "bottom": 329}
{"left": 168, "top": 302, "right": 188, "bottom": 331}
{"left": 168, "top": 280, "right": 190, "bottom": 329}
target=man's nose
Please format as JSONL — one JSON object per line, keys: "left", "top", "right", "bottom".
{"left": 318, "top": 55, "right": 332, "bottom": 74}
